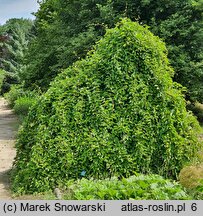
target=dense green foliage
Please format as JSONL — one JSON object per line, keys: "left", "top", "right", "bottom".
{"left": 187, "top": 103, "right": 203, "bottom": 124}
{"left": 0, "top": 69, "right": 5, "bottom": 93}
{"left": 4, "top": 84, "right": 40, "bottom": 108}
{"left": 21, "top": 0, "right": 203, "bottom": 102}
{"left": 0, "top": 18, "right": 33, "bottom": 93}
{"left": 188, "top": 183, "right": 203, "bottom": 200}
{"left": 63, "top": 174, "right": 190, "bottom": 200}
{"left": 12, "top": 19, "right": 202, "bottom": 194}
{"left": 13, "top": 96, "right": 38, "bottom": 116}
{"left": 153, "top": 1, "right": 203, "bottom": 102}
{"left": 21, "top": 0, "right": 104, "bottom": 89}
{"left": 4, "top": 85, "right": 26, "bottom": 107}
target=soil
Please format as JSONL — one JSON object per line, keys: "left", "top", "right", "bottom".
{"left": 0, "top": 98, "right": 18, "bottom": 199}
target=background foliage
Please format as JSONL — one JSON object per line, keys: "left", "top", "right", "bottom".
{"left": 0, "top": 18, "right": 33, "bottom": 94}
{"left": 20, "top": 0, "right": 203, "bottom": 103}
{"left": 0, "top": 69, "right": 5, "bottom": 92}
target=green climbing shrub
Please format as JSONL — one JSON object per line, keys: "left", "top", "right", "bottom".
{"left": 12, "top": 19, "right": 202, "bottom": 194}
{"left": 62, "top": 174, "right": 191, "bottom": 200}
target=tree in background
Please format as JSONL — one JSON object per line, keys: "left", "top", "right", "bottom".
{"left": 151, "top": 0, "right": 203, "bottom": 102}
{"left": 0, "top": 18, "right": 33, "bottom": 94}
{"left": 21, "top": 0, "right": 105, "bottom": 89}
{"left": 21, "top": 0, "right": 203, "bottom": 103}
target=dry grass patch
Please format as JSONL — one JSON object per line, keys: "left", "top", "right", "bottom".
{"left": 179, "top": 164, "right": 203, "bottom": 189}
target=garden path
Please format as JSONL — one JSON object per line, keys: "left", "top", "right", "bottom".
{"left": 0, "top": 98, "right": 17, "bottom": 199}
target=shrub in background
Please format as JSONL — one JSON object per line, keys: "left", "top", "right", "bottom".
{"left": 12, "top": 19, "right": 202, "bottom": 194}
{"left": 62, "top": 174, "right": 191, "bottom": 200}
{"left": 0, "top": 69, "right": 5, "bottom": 95}
{"left": 4, "top": 85, "right": 25, "bottom": 107}
{"left": 5, "top": 84, "right": 40, "bottom": 108}
{"left": 0, "top": 71, "right": 19, "bottom": 94}
{"left": 13, "top": 96, "right": 37, "bottom": 116}
{"left": 187, "top": 102, "right": 203, "bottom": 125}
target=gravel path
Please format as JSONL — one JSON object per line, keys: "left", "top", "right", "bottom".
{"left": 0, "top": 98, "right": 17, "bottom": 199}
